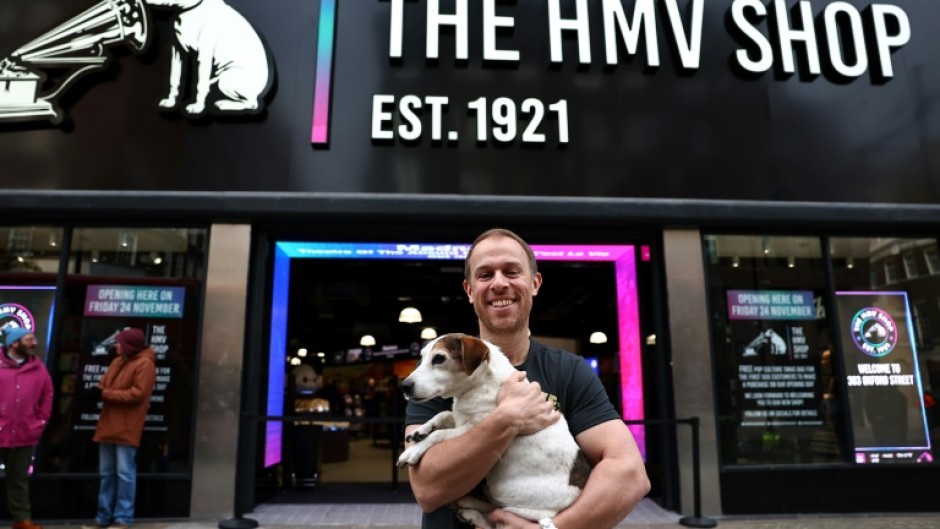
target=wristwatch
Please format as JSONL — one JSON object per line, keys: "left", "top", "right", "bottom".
{"left": 538, "top": 518, "right": 558, "bottom": 529}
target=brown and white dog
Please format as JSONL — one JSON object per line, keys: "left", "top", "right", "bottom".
{"left": 398, "top": 333, "right": 590, "bottom": 529}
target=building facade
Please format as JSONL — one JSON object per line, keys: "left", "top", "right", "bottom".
{"left": 1, "top": 0, "right": 938, "bottom": 521}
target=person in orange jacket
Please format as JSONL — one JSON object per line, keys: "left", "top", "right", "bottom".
{"left": 0, "top": 328, "right": 53, "bottom": 529}
{"left": 82, "top": 328, "right": 156, "bottom": 529}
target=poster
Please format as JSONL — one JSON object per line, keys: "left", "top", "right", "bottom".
{"left": 835, "top": 291, "right": 932, "bottom": 464}
{"left": 0, "top": 284, "right": 56, "bottom": 360}
{"left": 72, "top": 285, "right": 190, "bottom": 441}
{"left": 728, "top": 290, "right": 824, "bottom": 429}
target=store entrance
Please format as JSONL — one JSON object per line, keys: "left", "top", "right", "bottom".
{"left": 254, "top": 239, "right": 665, "bottom": 504}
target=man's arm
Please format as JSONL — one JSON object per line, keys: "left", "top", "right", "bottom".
{"left": 489, "top": 419, "right": 650, "bottom": 529}
{"left": 407, "top": 371, "right": 559, "bottom": 512}
{"left": 102, "top": 362, "right": 156, "bottom": 405}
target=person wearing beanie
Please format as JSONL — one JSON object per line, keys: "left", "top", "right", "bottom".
{"left": 83, "top": 328, "right": 156, "bottom": 529}
{"left": 0, "top": 327, "right": 53, "bottom": 529}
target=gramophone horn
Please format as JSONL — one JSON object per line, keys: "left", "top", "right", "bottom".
{"left": 12, "top": 0, "right": 149, "bottom": 66}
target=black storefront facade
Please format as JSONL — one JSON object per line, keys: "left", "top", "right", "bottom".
{"left": 1, "top": 0, "right": 939, "bottom": 522}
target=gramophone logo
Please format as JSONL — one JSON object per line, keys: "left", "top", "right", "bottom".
{"left": 0, "top": 0, "right": 273, "bottom": 124}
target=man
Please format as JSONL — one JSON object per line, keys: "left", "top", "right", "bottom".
{"left": 0, "top": 328, "right": 53, "bottom": 529}
{"left": 83, "top": 328, "right": 156, "bottom": 529}
{"left": 404, "top": 229, "right": 650, "bottom": 529}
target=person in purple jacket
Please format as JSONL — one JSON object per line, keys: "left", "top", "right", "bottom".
{"left": 0, "top": 327, "right": 53, "bottom": 529}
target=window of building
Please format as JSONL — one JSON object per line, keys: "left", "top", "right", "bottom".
{"left": 903, "top": 253, "right": 919, "bottom": 279}
{"left": 39, "top": 227, "right": 208, "bottom": 476}
{"left": 829, "top": 237, "right": 937, "bottom": 465}
{"left": 703, "top": 235, "right": 843, "bottom": 467}
{"left": 0, "top": 226, "right": 64, "bottom": 276}
{"left": 925, "top": 248, "right": 940, "bottom": 275}
{"left": 885, "top": 260, "right": 899, "bottom": 284}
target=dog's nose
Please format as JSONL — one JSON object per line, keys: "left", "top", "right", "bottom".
{"left": 401, "top": 379, "right": 414, "bottom": 399}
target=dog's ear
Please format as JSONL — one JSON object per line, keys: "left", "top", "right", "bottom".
{"left": 459, "top": 335, "right": 490, "bottom": 374}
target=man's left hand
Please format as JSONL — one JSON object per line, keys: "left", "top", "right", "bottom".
{"left": 487, "top": 508, "right": 539, "bottom": 529}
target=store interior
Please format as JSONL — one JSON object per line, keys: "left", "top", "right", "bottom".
{"left": 263, "top": 243, "right": 647, "bottom": 499}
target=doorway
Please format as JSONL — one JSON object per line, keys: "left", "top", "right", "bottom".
{"left": 255, "top": 239, "right": 664, "bottom": 503}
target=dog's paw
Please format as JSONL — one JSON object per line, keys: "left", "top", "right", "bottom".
{"left": 158, "top": 97, "right": 177, "bottom": 110}
{"left": 404, "top": 430, "right": 428, "bottom": 444}
{"left": 397, "top": 445, "right": 425, "bottom": 467}
{"left": 456, "top": 509, "right": 492, "bottom": 529}
{"left": 184, "top": 102, "right": 206, "bottom": 116}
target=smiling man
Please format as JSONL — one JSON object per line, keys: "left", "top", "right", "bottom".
{"left": 404, "top": 228, "right": 650, "bottom": 529}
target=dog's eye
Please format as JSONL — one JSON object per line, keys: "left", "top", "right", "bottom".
{"left": 431, "top": 354, "right": 446, "bottom": 365}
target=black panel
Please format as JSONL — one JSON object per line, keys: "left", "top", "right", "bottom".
{"left": 720, "top": 465, "right": 940, "bottom": 513}
{"left": 0, "top": 476, "right": 190, "bottom": 520}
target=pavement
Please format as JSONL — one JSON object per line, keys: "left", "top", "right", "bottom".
{"left": 29, "top": 499, "right": 940, "bottom": 529}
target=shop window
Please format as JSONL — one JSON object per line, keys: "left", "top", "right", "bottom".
{"left": 39, "top": 227, "right": 208, "bottom": 476}
{"left": 829, "top": 237, "right": 937, "bottom": 465}
{"left": 0, "top": 226, "right": 64, "bottom": 275}
{"left": 0, "top": 226, "right": 64, "bottom": 369}
{"left": 703, "top": 235, "right": 844, "bottom": 467}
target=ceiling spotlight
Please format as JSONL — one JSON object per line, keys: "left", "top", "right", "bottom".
{"left": 316, "top": 351, "right": 325, "bottom": 358}
{"left": 645, "top": 334, "right": 657, "bottom": 345}
{"left": 399, "top": 307, "right": 422, "bottom": 323}
{"left": 762, "top": 237, "right": 771, "bottom": 255}
{"left": 420, "top": 327, "right": 438, "bottom": 340}
{"left": 787, "top": 256, "right": 796, "bottom": 268}
{"left": 360, "top": 334, "right": 376, "bottom": 347}
{"left": 290, "top": 357, "right": 301, "bottom": 366}
{"left": 732, "top": 256, "right": 740, "bottom": 268}
{"left": 49, "top": 232, "right": 58, "bottom": 247}
{"left": 297, "top": 348, "right": 308, "bottom": 357}
{"left": 846, "top": 257, "right": 855, "bottom": 269}
{"left": 589, "top": 331, "right": 608, "bottom": 344}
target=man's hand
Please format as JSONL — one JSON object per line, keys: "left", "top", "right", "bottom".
{"left": 488, "top": 508, "right": 538, "bottom": 529}
{"left": 495, "top": 371, "right": 560, "bottom": 436}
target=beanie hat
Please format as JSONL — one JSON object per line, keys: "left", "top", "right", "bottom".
{"left": 3, "top": 327, "right": 30, "bottom": 348}
{"left": 116, "top": 328, "right": 147, "bottom": 356}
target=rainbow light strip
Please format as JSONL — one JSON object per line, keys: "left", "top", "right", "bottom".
{"left": 264, "top": 246, "right": 290, "bottom": 467}
{"left": 264, "top": 242, "right": 646, "bottom": 466}
{"left": 310, "top": 0, "right": 337, "bottom": 144}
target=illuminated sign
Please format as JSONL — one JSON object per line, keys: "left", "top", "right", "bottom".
{"left": 727, "top": 290, "right": 816, "bottom": 320}
{"left": 0, "top": 285, "right": 56, "bottom": 357}
{"left": 84, "top": 285, "right": 186, "bottom": 318}
{"left": 835, "top": 291, "right": 932, "bottom": 464}
{"left": 0, "top": 0, "right": 272, "bottom": 125}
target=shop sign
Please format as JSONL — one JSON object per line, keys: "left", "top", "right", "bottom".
{"left": 0, "top": 0, "right": 914, "bottom": 144}
{"left": 0, "top": 0, "right": 273, "bottom": 125}
{"left": 84, "top": 284, "right": 186, "bottom": 318}
{"left": 0, "top": 285, "right": 56, "bottom": 358}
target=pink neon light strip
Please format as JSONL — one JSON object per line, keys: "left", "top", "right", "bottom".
{"left": 533, "top": 244, "right": 645, "bottom": 456}
{"left": 310, "top": 0, "right": 336, "bottom": 144}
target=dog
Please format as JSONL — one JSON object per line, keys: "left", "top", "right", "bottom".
{"left": 398, "top": 333, "right": 590, "bottom": 529}
{"left": 145, "top": 0, "right": 270, "bottom": 116}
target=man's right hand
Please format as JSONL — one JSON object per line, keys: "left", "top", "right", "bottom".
{"left": 495, "top": 371, "right": 560, "bottom": 436}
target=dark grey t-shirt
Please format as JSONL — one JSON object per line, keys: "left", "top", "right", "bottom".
{"left": 403, "top": 339, "right": 621, "bottom": 529}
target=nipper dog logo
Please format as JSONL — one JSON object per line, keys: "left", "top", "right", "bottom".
{"left": 850, "top": 306, "right": 898, "bottom": 358}
{"left": 0, "top": 0, "right": 273, "bottom": 124}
